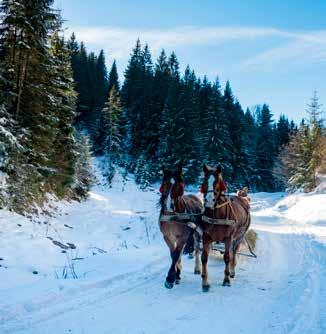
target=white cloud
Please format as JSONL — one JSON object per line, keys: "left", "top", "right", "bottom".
{"left": 66, "top": 25, "right": 326, "bottom": 71}
{"left": 66, "top": 26, "right": 287, "bottom": 59}
{"left": 242, "top": 31, "right": 326, "bottom": 70}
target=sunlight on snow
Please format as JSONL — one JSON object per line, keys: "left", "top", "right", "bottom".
{"left": 89, "top": 192, "right": 110, "bottom": 202}
{"left": 112, "top": 210, "right": 134, "bottom": 216}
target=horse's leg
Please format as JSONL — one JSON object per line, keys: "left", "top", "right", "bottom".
{"left": 175, "top": 231, "right": 190, "bottom": 284}
{"left": 201, "top": 235, "right": 211, "bottom": 292}
{"left": 230, "top": 242, "right": 240, "bottom": 278}
{"left": 194, "top": 231, "right": 201, "bottom": 275}
{"left": 223, "top": 238, "right": 233, "bottom": 287}
{"left": 165, "top": 238, "right": 184, "bottom": 289}
{"left": 175, "top": 257, "right": 182, "bottom": 284}
{"left": 163, "top": 235, "right": 177, "bottom": 289}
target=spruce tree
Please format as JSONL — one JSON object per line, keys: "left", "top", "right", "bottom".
{"left": 121, "top": 39, "right": 144, "bottom": 161}
{"left": 158, "top": 69, "right": 182, "bottom": 167}
{"left": 73, "top": 42, "right": 90, "bottom": 126}
{"left": 108, "top": 60, "right": 120, "bottom": 93}
{"left": 198, "top": 76, "right": 212, "bottom": 161}
{"left": 276, "top": 115, "right": 291, "bottom": 149}
{"left": 177, "top": 66, "right": 201, "bottom": 182}
{"left": 255, "top": 104, "right": 277, "bottom": 191}
{"left": 304, "top": 92, "right": 324, "bottom": 190}
{"left": 242, "top": 108, "right": 258, "bottom": 189}
{"left": 0, "top": 0, "right": 61, "bottom": 210}
{"left": 47, "top": 32, "right": 77, "bottom": 197}
{"left": 277, "top": 93, "right": 324, "bottom": 192}
{"left": 67, "top": 33, "right": 79, "bottom": 84}
{"left": 203, "top": 80, "right": 230, "bottom": 170}
{"left": 222, "top": 81, "right": 238, "bottom": 179}
{"left": 95, "top": 50, "right": 108, "bottom": 109}
{"left": 149, "top": 50, "right": 170, "bottom": 174}
{"left": 99, "top": 87, "right": 122, "bottom": 182}
{"left": 0, "top": 1, "right": 79, "bottom": 210}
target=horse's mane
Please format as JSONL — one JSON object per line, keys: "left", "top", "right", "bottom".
{"left": 183, "top": 194, "right": 203, "bottom": 213}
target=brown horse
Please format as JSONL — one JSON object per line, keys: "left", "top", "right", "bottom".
{"left": 200, "top": 164, "right": 251, "bottom": 292}
{"left": 159, "top": 164, "right": 203, "bottom": 289}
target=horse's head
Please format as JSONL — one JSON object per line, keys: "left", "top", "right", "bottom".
{"left": 170, "top": 163, "right": 185, "bottom": 210}
{"left": 159, "top": 166, "right": 172, "bottom": 213}
{"left": 237, "top": 187, "right": 249, "bottom": 198}
{"left": 159, "top": 163, "right": 185, "bottom": 213}
{"left": 201, "top": 164, "right": 223, "bottom": 208}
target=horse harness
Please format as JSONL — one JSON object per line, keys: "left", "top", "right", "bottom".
{"left": 201, "top": 185, "right": 243, "bottom": 226}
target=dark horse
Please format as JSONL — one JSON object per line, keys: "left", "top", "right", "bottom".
{"left": 159, "top": 164, "right": 203, "bottom": 289}
{"left": 200, "top": 164, "right": 251, "bottom": 292}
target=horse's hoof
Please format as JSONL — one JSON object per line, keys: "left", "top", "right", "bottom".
{"left": 194, "top": 269, "right": 201, "bottom": 275}
{"left": 202, "top": 284, "right": 210, "bottom": 292}
{"left": 175, "top": 278, "right": 181, "bottom": 284}
{"left": 223, "top": 279, "right": 231, "bottom": 287}
{"left": 230, "top": 273, "right": 235, "bottom": 279}
{"left": 165, "top": 280, "right": 174, "bottom": 289}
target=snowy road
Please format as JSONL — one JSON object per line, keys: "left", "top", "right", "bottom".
{"left": 2, "top": 231, "right": 325, "bottom": 334}
{"left": 0, "top": 168, "right": 325, "bottom": 333}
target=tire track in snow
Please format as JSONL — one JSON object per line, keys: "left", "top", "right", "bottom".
{"left": 0, "top": 256, "right": 169, "bottom": 333}
{"left": 2, "top": 222, "right": 325, "bottom": 333}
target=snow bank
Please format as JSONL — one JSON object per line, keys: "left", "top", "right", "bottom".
{"left": 0, "top": 158, "right": 162, "bottom": 293}
{"left": 275, "top": 192, "right": 326, "bottom": 226}
{"left": 250, "top": 188, "right": 326, "bottom": 245}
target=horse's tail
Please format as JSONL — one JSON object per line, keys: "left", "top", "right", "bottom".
{"left": 232, "top": 204, "right": 251, "bottom": 252}
{"left": 183, "top": 228, "right": 195, "bottom": 254}
{"left": 183, "top": 226, "right": 202, "bottom": 254}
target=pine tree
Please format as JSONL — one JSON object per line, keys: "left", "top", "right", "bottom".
{"left": 95, "top": 50, "right": 108, "bottom": 109}
{"left": 0, "top": 1, "right": 79, "bottom": 211}
{"left": 149, "top": 49, "right": 170, "bottom": 174}
{"left": 168, "top": 52, "right": 180, "bottom": 80}
{"left": 255, "top": 104, "right": 277, "bottom": 191}
{"left": 177, "top": 66, "right": 201, "bottom": 182}
{"left": 47, "top": 32, "right": 77, "bottom": 197}
{"left": 242, "top": 108, "right": 258, "bottom": 189}
{"left": 121, "top": 39, "right": 144, "bottom": 161}
{"left": 203, "top": 80, "right": 230, "bottom": 170}
{"left": 66, "top": 33, "right": 79, "bottom": 83}
{"left": 135, "top": 153, "right": 152, "bottom": 189}
{"left": 0, "top": 104, "right": 20, "bottom": 207}
{"left": 73, "top": 42, "right": 90, "bottom": 126}
{"left": 106, "top": 87, "right": 122, "bottom": 159}
{"left": 108, "top": 60, "right": 120, "bottom": 93}
{"left": 95, "top": 86, "right": 122, "bottom": 168}
{"left": 277, "top": 93, "right": 325, "bottom": 192}
{"left": 277, "top": 123, "right": 310, "bottom": 191}
{"left": 121, "top": 40, "right": 156, "bottom": 179}
{"left": 139, "top": 44, "right": 155, "bottom": 157}
{"left": 158, "top": 72, "right": 181, "bottom": 166}
{"left": 276, "top": 114, "right": 291, "bottom": 149}
{"left": 0, "top": 0, "right": 62, "bottom": 210}
{"left": 72, "top": 131, "right": 93, "bottom": 199}
{"left": 222, "top": 81, "right": 238, "bottom": 179}
{"left": 304, "top": 92, "right": 324, "bottom": 190}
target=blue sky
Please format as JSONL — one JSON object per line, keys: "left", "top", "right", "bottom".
{"left": 55, "top": 0, "right": 326, "bottom": 122}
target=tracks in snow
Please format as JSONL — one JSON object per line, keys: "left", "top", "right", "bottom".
{"left": 1, "top": 221, "right": 325, "bottom": 334}
{"left": 0, "top": 256, "right": 168, "bottom": 333}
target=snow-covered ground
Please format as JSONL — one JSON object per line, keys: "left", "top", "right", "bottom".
{"left": 0, "top": 162, "right": 325, "bottom": 334}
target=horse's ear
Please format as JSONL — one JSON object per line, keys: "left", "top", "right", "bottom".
{"left": 203, "top": 164, "right": 209, "bottom": 173}
{"left": 215, "top": 164, "right": 222, "bottom": 174}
